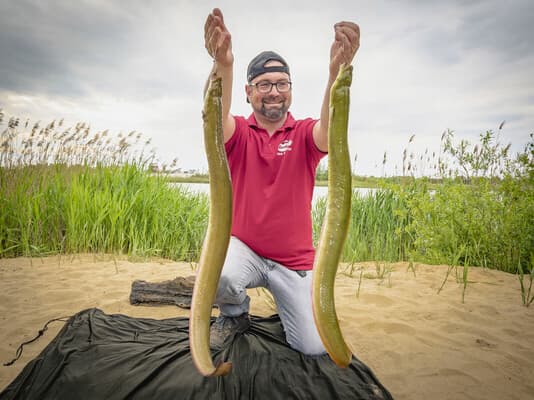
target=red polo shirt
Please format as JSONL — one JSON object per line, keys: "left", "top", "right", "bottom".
{"left": 224, "top": 112, "right": 326, "bottom": 270}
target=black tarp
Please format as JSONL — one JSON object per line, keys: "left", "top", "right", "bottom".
{"left": 1, "top": 308, "right": 393, "bottom": 399}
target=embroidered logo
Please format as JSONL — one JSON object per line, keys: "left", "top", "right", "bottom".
{"left": 277, "top": 139, "right": 293, "bottom": 156}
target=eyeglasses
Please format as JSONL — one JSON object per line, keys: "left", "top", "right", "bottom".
{"left": 249, "top": 80, "right": 292, "bottom": 93}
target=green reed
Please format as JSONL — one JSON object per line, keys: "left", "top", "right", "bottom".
{"left": 2, "top": 111, "right": 532, "bottom": 277}
{"left": 311, "top": 132, "right": 533, "bottom": 275}
{"left": 0, "top": 112, "right": 207, "bottom": 261}
{"left": 0, "top": 163, "right": 208, "bottom": 261}
{"left": 518, "top": 256, "right": 534, "bottom": 307}
{"left": 313, "top": 189, "right": 410, "bottom": 264}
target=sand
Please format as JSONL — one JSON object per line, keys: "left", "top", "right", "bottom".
{"left": 0, "top": 254, "right": 533, "bottom": 399}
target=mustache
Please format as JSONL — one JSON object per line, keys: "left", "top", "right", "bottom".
{"left": 262, "top": 98, "right": 284, "bottom": 104}
{"left": 262, "top": 94, "right": 284, "bottom": 101}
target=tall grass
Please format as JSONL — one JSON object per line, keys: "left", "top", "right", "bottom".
{"left": 313, "top": 189, "right": 411, "bottom": 263}
{"left": 0, "top": 112, "right": 207, "bottom": 261}
{"left": 402, "top": 131, "right": 533, "bottom": 274}
{"left": 1, "top": 164, "right": 209, "bottom": 261}
{"left": 1, "top": 110, "right": 532, "bottom": 278}
{"left": 313, "top": 130, "right": 533, "bottom": 274}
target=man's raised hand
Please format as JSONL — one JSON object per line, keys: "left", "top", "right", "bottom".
{"left": 329, "top": 21, "right": 360, "bottom": 76}
{"left": 204, "top": 8, "right": 233, "bottom": 67}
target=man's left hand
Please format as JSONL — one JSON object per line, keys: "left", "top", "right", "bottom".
{"left": 329, "top": 22, "right": 360, "bottom": 76}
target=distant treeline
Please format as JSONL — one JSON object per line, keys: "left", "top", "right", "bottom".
{"left": 165, "top": 172, "right": 455, "bottom": 189}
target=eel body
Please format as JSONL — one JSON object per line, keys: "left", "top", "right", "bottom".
{"left": 189, "top": 77, "right": 233, "bottom": 376}
{"left": 312, "top": 64, "right": 353, "bottom": 368}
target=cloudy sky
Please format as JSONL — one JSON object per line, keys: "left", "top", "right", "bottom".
{"left": 1, "top": 0, "right": 533, "bottom": 176}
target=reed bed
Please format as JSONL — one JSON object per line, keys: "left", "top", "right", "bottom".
{"left": 313, "top": 189, "right": 410, "bottom": 263}
{"left": 312, "top": 130, "right": 533, "bottom": 277}
{"left": 1, "top": 111, "right": 532, "bottom": 281}
{"left": 1, "top": 163, "right": 208, "bottom": 261}
{"left": 0, "top": 112, "right": 207, "bottom": 261}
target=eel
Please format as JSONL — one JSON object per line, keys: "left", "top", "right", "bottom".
{"left": 189, "top": 77, "right": 233, "bottom": 376}
{"left": 312, "top": 63, "right": 353, "bottom": 368}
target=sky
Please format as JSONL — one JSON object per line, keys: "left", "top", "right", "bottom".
{"left": 1, "top": 0, "right": 533, "bottom": 176}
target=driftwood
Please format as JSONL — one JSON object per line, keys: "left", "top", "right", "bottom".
{"left": 130, "top": 276, "right": 198, "bottom": 309}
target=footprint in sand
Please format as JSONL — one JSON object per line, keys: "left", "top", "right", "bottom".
{"left": 360, "top": 293, "right": 395, "bottom": 307}
{"left": 502, "top": 327, "right": 521, "bottom": 337}
{"left": 475, "top": 338, "right": 496, "bottom": 348}
{"left": 436, "top": 368, "right": 481, "bottom": 385}
{"left": 363, "top": 321, "right": 417, "bottom": 335}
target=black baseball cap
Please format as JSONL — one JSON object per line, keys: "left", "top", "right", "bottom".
{"left": 247, "top": 51, "right": 290, "bottom": 83}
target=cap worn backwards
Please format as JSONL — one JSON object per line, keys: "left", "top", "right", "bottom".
{"left": 247, "top": 51, "right": 290, "bottom": 83}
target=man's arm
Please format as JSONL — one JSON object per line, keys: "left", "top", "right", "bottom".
{"left": 313, "top": 22, "right": 360, "bottom": 152}
{"left": 204, "top": 8, "right": 235, "bottom": 143}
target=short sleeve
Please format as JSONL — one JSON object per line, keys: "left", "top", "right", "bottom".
{"left": 224, "top": 116, "right": 247, "bottom": 156}
{"left": 302, "top": 119, "right": 327, "bottom": 166}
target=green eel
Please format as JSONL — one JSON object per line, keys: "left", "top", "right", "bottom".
{"left": 189, "top": 77, "right": 233, "bottom": 377}
{"left": 312, "top": 63, "right": 353, "bottom": 368}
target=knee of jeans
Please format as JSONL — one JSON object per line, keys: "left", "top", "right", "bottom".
{"left": 216, "top": 275, "right": 245, "bottom": 303}
{"left": 287, "top": 334, "right": 326, "bottom": 356}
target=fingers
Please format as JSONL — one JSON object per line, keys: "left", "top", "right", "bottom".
{"left": 212, "top": 8, "right": 227, "bottom": 32}
{"left": 204, "top": 8, "right": 230, "bottom": 59}
{"left": 205, "top": 9, "right": 227, "bottom": 40}
{"left": 218, "top": 31, "right": 231, "bottom": 55}
{"left": 206, "top": 27, "right": 231, "bottom": 59}
{"left": 333, "top": 21, "right": 360, "bottom": 65}
{"left": 204, "top": 13, "right": 213, "bottom": 38}
{"left": 206, "top": 27, "right": 220, "bottom": 58}
{"left": 335, "top": 22, "right": 360, "bottom": 50}
{"left": 335, "top": 21, "right": 360, "bottom": 34}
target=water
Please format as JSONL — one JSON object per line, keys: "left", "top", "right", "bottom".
{"left": 171, "top": 182, "right": 376, "bottom": 204}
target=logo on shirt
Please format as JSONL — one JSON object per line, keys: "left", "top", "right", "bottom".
{"left": 277, "top": 139, "right": 293, "bottom": 156}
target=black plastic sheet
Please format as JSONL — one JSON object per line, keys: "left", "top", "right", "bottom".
{"left": 1, "top": 308, "right": 393, "bottom": 399}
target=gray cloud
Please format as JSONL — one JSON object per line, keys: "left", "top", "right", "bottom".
{"left": 0, "top": 0, "right": 532, "bottom": 176}
{"left": 0, "top": 1, "right": 206, "bottom": 99}
{"left": 458, "top": 0, "right": 534, "bottom": 59}
{"left": 0, "top": 1, "right": 137, "bottom": 96}
{"left": 403, "top": 0, "right": 534, "bottom": 66}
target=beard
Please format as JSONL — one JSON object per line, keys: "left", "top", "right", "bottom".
{"left": 256, "top": 98, "right": 290, "bottom": 121}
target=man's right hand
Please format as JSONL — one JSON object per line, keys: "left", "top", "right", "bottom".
{"left": 204, "top": 8, "right": 233, "bottom": 67}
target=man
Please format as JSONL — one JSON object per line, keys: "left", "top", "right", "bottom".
{"left": 204, "top": 8, "right": 360, "bottom": 355}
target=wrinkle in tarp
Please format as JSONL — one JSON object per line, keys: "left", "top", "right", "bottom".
{"left": 1, "top": 308, "right": 393, "bottom": 400}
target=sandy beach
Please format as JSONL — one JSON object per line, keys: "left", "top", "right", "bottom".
{"left": 0, "top": 254, "right": 533, "bottom": 399}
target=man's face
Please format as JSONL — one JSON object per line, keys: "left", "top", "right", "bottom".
{"left": 246, "top": 61, "right": 292, "bottom": 122}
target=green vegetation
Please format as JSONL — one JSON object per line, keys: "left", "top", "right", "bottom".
{"left": 0, "top": 113, "right": 207, "bottom": 261}
{"left": 312, "top": 129, "right": 533, "bottom": 276}
{"left": 518, "top": 256, "right": 534, "bottom": 307}
{"left": 165, "top": 174, "right": 210, "bottom": 184}
{"left": 1, "top": 112, "right": 532, "bottom": 286}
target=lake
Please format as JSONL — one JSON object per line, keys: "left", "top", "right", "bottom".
{"left": 172, "top": 182, "right": 375, "bottom": 204}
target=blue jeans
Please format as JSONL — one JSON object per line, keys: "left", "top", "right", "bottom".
{"left": 215, "top": 236, "right": 326, "bottom": 355}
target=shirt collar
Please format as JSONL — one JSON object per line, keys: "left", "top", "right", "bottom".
{"left": 246, "top": 112, "right": 296, "bottom": 132}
